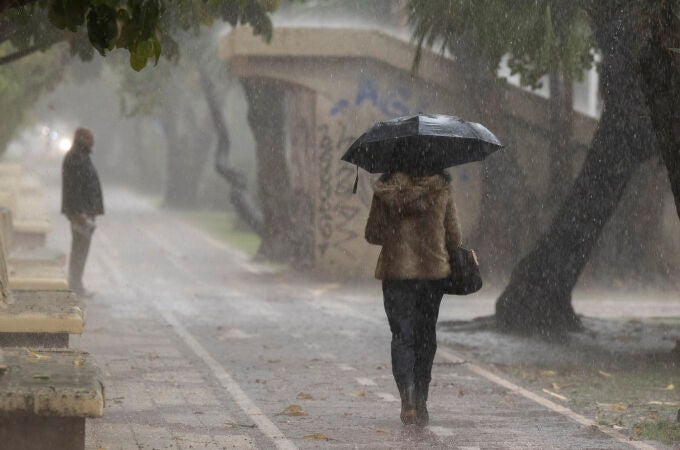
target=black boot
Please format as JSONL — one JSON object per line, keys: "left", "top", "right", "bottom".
{"left": 399, "top": 385, "right": 416, "bottom": 425}
{"left": 415, "top": 382, "right": 429, "bottom": 426}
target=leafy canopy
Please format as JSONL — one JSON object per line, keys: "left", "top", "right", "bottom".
{"left": 408, "top": 0, "right": 596, "bottom": 88}
{"left": 2, "top": 0, "right": 278, "bottom": 70}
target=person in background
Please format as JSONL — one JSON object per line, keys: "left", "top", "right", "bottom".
{"left": 365, "top": 169, "right": 461, "bottom": 426}
{"left": 61, "top": 128, "right": 104, "bottom": 298}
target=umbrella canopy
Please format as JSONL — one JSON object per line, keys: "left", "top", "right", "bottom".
{"left": 341, "top": 114, "right": 504, "bottom": 174}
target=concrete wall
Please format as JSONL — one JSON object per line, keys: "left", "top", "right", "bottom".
{"left": 221, "top": 27, "right": 679, "bottom": 279}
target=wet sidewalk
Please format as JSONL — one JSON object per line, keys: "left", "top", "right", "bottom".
{"left": 44, "top": 187, "right": 664, "bottom": 449}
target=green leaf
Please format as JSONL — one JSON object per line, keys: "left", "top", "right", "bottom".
{"left": 137, "top": 0, "right": 161, "bottom": 40}
{"left": 130, "top": 45, "right": 148, "bottom": 71}
{"left": 87, "top": 4, "right": 119, "bottom": 55}
{"left": 48, "top": 0, "right": 89, "bottom": 32}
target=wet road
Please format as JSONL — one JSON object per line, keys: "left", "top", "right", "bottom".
{"left": 46, "top": 188, "right": 654, "bottom": 449}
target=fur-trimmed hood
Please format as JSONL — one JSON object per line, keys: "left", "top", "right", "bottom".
{"left": 372, "top": 172, "right": 449, "bottom": 216}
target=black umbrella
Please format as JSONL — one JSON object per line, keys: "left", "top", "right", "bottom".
{"left": 342, "top": 114, "right": 504, "bottom": 179}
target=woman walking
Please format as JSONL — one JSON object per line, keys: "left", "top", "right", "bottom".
{"left": 365, "top": 170, "right": 461, "bottom": 426}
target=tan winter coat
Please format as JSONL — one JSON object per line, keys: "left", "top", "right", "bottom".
{"left": 365, "top": 172, "right": 462, "bottom": 280}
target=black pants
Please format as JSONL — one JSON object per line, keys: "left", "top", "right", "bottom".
{"left": 68, "top": 224, "right": 93, "bottom": 293}
{"left": 383, "top": 280, "right": 445, "bottom": 399}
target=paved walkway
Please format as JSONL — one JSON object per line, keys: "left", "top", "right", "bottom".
{"left": 44, "top": 187, "right": 663, "bottom": 449}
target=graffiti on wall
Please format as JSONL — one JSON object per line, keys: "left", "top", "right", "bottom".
{"left": 317, "top": 122, "right": 360, "bottom": 260}
{"left": 331, "top": 75, "right": 430, "bottom": 118}
{"left": 318, "top": 123, "right": 335, "bottom": 257}
{"left": 317, "top": 73, "right": 434, "bottom": 272}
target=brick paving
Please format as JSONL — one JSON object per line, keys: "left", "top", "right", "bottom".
{"left": 40, "top": 187, "right": 665, "bottom": 450}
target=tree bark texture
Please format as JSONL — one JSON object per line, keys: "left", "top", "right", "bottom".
{"left": 243, "top": 78, "right": 296, "bottom": 263}
{"left": 495, "top": 3, "right": 657, "bottom": 336}
{"left": 198, "top": 69, "right": 264, "bottom": 235}
{"left": 0, "top": 43, "right": 46, "bottom": 66}
{"left": 639, "top": 1, "right": 680, "bottom": 221}
{"left": 548, "top": 71, "right": 574, "bottom": 208}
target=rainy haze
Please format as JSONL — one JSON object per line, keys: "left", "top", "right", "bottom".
{"left": 0, "top": 1, "right": 679, "bottom": 449}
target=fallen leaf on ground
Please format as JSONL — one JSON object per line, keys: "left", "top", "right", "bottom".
{"left": 542, "top": 389, "right": 568, "bottom": 401}
{"left": 73, "top": 359, "right": 84, "bottom": 367}
{"left": 374, "top": 428, "right": 387, "bottom": 433}
{"left": 303, "top": 433, "right": 330, "bottom": 440}
{"left": 353, "top": 391, "right": 366, "bottom": 397}
{"left": 610, "top": 403, "right": 627, "bottom": 411}
{"left": 0, "top": 364, "right": 7, "bottom": 375}
{"left": 296, "top": 392, "right": 314, "bottom": 400}
{"left": 26, "top": 351, "right": 50, "bottom": 360}
{"left": 598, "top": 370, "right": 613, "bottom": 378}
{"left": 458, "top": 388, "right": 464, "bottom": 397}
{"left": 648, "top": 401, "right": 680, "bottom": 406}
{"left": 32, "top": 375, "right": 50, "bottom": 380}
{"left": 282, "top": 405, "right": 307, "bottom": 416}
{"left": 664, "top": 384, "right": 675, "bottom": 391}
{"left": 225, "top": 422, "right": 256, "bottom": 428}
{"left": 539, "top": 370, "right": 557, "bottom": 377}
{"left": 551, "top": 383, "right": 561, "bottom": 390}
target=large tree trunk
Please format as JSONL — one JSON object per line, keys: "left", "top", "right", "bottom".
{"left": 197, "top": 69, "right": 264, "bottom": 234}
{"left": 548, "top": 71, "right": 574, "bottom": 207}
{"left": 639, "top": 1, "right": 680, "bottom": 221}
{"left": 160, "top": 106, "right": 210, "bottom": 209}
{"left": 242, "top": 78, "right": 296, "bottom": 263}
{"left": 495, "top": 3, "right": 657, "bottom": 337}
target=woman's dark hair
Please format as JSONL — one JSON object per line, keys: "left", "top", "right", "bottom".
{"left": 379, "top": 169, "right": 451, "bottom": 183}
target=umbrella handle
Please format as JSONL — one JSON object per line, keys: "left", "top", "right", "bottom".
{"left": 352, "top": 166, "right": 359, "bottom": 194}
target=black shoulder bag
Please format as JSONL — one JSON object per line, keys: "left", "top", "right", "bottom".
{"left": 443, "top": 247, "right": 482, "bottom": 295}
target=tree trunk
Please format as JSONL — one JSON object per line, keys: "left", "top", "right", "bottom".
{"left": 639, "top": 1, "right": 680, "bottom": 221}
{"left": 242, "top": 78, "right": 295, "bottom": 263}
{"left": 160, "top": 106, "right": 209, "bottom": 209}
{"left": 495, "top": 2, "right": 657, "bottom": 337}
{"left": 548, "top": 71, "right": 574, "bottom": 207}
{"left": 197, "top": 69, "right": 264, "bottom": 235}
{"left": 0, "top": 43, "right": 47, "bottom": 65}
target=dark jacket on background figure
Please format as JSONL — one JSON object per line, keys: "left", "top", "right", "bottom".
{"left": 365, "top": 172, "right": 461, "bottom": 280}
{"left": 61, "top": 145, "right": 104, "bottom": 217}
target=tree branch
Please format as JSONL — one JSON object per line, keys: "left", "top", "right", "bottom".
{"left": 197, "top": 67, "right": 264, "bottom": 235}
{"left": 0, "top": 43, "right": 47, "bottom": 65}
